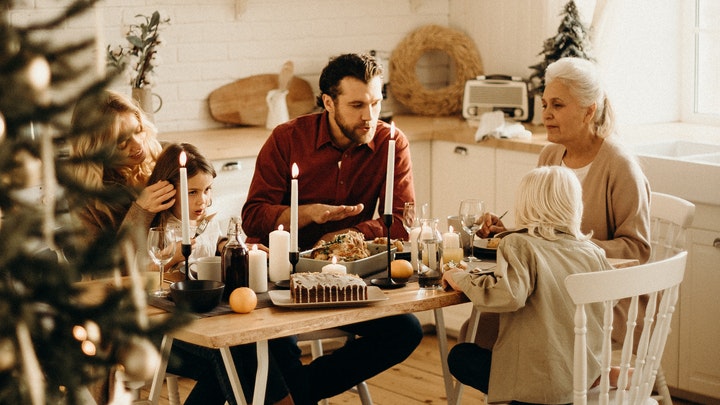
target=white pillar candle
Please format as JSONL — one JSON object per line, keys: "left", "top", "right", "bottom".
{"left": 178, "top": 151, "right": 190, "bottom": 245}
{"left": 321, "top": 256, "right": 347, "bottom": 275}
{"left": 443, "top": 248, "right": 464, "bottom": 265}
{"left": 383, "top": 122, "right": 395, "bottom": 215}
{"left": 290, "top": 163, "right": 299, "bottom": 252}
{"left": 443, "top": 225, "right": 461, "bottom": 249}
{"left": 249, "top": 244, "right": 268, "bottom": 293}
{"left": 269, "top": 225, "right": 291, "bottom": 282}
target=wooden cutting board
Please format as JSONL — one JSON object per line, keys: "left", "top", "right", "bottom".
{"left": 208, "top": 74, "right": 316, "bottom": 126}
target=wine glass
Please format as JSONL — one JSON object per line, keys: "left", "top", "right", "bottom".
{"left": 402, "top": 202, "right": 417, "bottom": 235}
{"left": 148, "top": 227, "right": 177, "bottom": 298}
{"left": 459, "top": 199, "right": 485, "bottom": 262}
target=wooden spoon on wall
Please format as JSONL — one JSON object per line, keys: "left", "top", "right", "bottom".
{"left": 278, "top": 60, "right": 293, "bottom": 92}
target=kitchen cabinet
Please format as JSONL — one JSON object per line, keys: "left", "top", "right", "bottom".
{"left": 494, "top": 148, "right": 539, "bottom": 228}
{"left": 675, "top": 204, "right": 720, "bottom": 399}
{"left": 409, "top": 140, "right": 431, "bottom": 210}
{"left": 430, "top": 140, "right": 495, "bottom": 226}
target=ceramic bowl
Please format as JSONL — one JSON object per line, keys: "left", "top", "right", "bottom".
{"left": 170, "top": 280, "right": 224, "bottom": 313}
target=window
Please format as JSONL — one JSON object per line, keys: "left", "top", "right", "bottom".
{"left": 684, "top": 0, "right": 720, "bottom": 125}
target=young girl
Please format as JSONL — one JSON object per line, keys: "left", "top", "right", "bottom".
{"left": 146, "top": 142, "right": 223, "bottom": 270}
{"left": 442, "top": 166, "right": 612, "bottom": 404}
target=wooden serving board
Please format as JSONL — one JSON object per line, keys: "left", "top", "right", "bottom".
{"left": 208, "top": 74, "right": 316, "bottom": 126}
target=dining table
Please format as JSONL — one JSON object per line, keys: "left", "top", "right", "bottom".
{"left": 145, "top": 269, "right": 481, "bottom": 405}
{"left": 76, "top": 254, "right": 638, "bottom": 405}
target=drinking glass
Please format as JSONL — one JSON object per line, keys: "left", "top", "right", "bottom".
{"left": 459, "top": 199, "right": 485, "bottom": 262}
{"left": 148, "top": 227, "right": 177, "bottom": 298}
{"left": 402, "top": 202, "right": 417, "bottom": 235}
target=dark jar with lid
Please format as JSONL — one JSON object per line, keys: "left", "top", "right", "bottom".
{"left": 221, "top": 216, "right": 249, "bottom": 299}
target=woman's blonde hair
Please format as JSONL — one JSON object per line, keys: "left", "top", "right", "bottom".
{"left": 514, "top": 166, "right": 590, "bottom": 241}
{"left": 545, "top": 57, "right": 615, "bottom": 139}
{"left": 70, "top": 90, "right": 162, "bottom": 190}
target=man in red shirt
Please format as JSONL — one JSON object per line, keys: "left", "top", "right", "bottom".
{"left": 241, "top": 53, "right": 422, "bottom": 405}
{"left": 242, "top": 54, "right": 414, "bottom": 250}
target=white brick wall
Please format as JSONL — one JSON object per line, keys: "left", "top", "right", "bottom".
{"left": 12, "top": 0, "right": 451, "bottom": 132}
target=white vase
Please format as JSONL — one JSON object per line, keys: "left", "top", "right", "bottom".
{"left": 131, "top": 87, "right": 162, "bottom": 123}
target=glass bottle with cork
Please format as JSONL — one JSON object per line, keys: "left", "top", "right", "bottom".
{"left": 221, "top": 216, "right": 249, "bottom": 299}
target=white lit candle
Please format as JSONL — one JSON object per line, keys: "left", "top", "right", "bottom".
{"left": 179, "top": 151, "right": 190, "bottom": 245}
{"left": 290, "top": 163, "right": 299, "bottom": 252}
{"left": 384, "top": 122, "right": 395, "bottom": 215}
{"left": 443, "top": 225, "right": 461, "bottom": 249}
{"left": 322, "top": 256, "right": 347, "bottom": 275}
{"left": 269, "top": 225, "right": 291, "bottom": 282}
{"left": 249, "top": 244, "right": 268, "bottom": 293}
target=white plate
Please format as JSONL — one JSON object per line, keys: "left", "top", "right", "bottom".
{"left": 473, "top": 238, "right": 499, "bottom": 254}
{"left": 269, "top": 286, "right": 388, "bottom": 308}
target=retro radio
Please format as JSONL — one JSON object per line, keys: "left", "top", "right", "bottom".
{"left": 462, "top": 75, "right": 531, "bottom": 122}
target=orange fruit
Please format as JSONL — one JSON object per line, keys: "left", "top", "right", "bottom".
{"left": 390, "top": 259, "right": 414, "bottom": 279}
{"left": 229, "top": 287, "right": 257, "bottom": 313}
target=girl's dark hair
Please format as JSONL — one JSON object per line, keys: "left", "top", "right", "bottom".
{"left": 147, "top": 143, "right": 216, "bottom": 188}
{"left": 315, "top": 53, "right": 383, "bottom": 109}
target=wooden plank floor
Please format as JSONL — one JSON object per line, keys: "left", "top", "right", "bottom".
{"left": 142, "top": 333, "right": 486, "bottom": 404}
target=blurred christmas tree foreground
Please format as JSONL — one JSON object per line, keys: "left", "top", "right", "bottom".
{"left": 1, "top": 1, "right": 186, "bottom": 404}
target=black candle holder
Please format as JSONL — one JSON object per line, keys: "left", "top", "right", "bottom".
{"left": 371, "top": 214, "right": 405, "bottom": 289}
{"left": 182, "top": 243, "right": 192, "bottom": 280}
{"left": 274, "top": 251, "right": 299, "bottom": 289}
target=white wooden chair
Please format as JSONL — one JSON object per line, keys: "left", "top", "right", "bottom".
{"left": 565, "top": 251, "right": 687, "bottom": 405}
{"left": 649, "top": 192, "right": 695, "bottom": 262}
{"left": 647, "top": 191, "right": 695, "bottom": 405}
{"left": 297, "top": 329, "right": 373, "bottom": 405}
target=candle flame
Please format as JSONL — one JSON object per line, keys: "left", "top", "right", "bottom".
{"left": 179, "top": 151, "right": 187, "bottom": 166}
{"left": 252, "top": 244, "right": 258, "bottom": 252}
{"left": 389, "top": 121, "right": 395, "bottom": 139}
{"left": 291, "top": 162, "right": 299, "bottom": 178}
{"left": 278, "top": 224, "right": 284, "bottom": 231}
{"left": 331, "top": 256, "right": 337, "bottom": 264}
{"left": 449, "top": 225, "right": 454, "bottom": 233}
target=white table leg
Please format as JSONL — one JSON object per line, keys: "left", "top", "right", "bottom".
{"left": 434, "top": 308, "right": 455, "bottom": 405}
{"left": 149, "top": 334, "right": 173, "bottom": 405}
{"left": 450, "top": 307, "right": 481, "bottom": 405}
{"left": 253, "top": 340, "right": 269, "bottom": 405}
{"left": 218, "top": 340, "right": 269, "bottom": 405}
{"left": 219, "top": 346, "right": 247, "bottom": 405}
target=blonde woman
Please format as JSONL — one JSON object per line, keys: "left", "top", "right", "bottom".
{"left": 443, "top": 166, "right": 612, "bottom": 404}
{"left": 69, "top": 90, "right": 174, "bottom": 243}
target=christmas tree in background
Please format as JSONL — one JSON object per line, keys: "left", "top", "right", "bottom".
{"left": 528, "top": 0, "right": 594, "bottom": 96}
{"left": 0, "top": 1, "right": 187, "bottom": 404}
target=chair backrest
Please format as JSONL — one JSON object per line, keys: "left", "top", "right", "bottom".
{"left": 564, "top": 251, "right": 687, "bottom": 405}
{"left": 649, "top": 192, "right": 695, "bottom": 262}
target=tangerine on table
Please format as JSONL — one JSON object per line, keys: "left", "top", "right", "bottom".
{"left": 229, "top": 287, "right": 257, "bottom": 313}
{"left": 390, "top": 259, "right": 414, "bottom": 279}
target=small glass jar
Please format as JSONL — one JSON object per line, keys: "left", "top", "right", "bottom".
{"left": 416, "top": 218, "right": 443, "bottom": 289}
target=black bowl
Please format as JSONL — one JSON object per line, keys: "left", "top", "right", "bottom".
{"left": 170, "top": 280, "right": 224, "bottom": 313}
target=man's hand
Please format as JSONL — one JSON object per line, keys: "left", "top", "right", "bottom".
{"left": 475, "top": 211, "right": 507, "bottom": 239}
{"left": 307, "top": 203, "right": 365, "bottom": 224}
{"left": 136, "top": 180, "right": 176, "bottom": 213}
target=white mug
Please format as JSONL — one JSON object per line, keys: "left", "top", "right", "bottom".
{"left": 190, "top": 256, "right": 222, "bottom": 282}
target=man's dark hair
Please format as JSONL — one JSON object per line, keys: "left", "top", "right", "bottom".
{"left": 315, "top": 53, "right": 383, "bottom": 109}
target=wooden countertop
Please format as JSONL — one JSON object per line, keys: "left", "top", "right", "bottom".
{"left": 159, "top": 115, "right": 549, "bottom": 160}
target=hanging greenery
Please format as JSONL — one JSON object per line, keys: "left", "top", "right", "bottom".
{"left": 0, "top": 2, "right": 187, "bottom": 404}
{"left": 527, "top": 0, "right": 594, "bottom": 97}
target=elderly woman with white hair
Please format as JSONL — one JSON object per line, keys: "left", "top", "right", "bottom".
{"left": 443, "top": 166, "right": 613, "bottom": 404}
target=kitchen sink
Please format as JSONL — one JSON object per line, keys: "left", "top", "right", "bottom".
{"left": 634, "top": 140, "right": 720, "bottom": 158}
{"left": 634, "top": 141, "right": 720, "bottom": 205}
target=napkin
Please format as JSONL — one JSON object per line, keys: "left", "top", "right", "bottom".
{"left": 474, "top": 111, "right": 532, "bottom": 141}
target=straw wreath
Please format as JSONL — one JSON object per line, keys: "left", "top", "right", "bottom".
{"left": 390, "top": 24, "right": 483, "bottom": 116}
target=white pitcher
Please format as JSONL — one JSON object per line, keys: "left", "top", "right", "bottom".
{"left": 266, "top": 89, "right": 289, "bottom": 129}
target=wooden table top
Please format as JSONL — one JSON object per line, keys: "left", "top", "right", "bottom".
{"left": 170, "top": 283, "right": 468, "bottom": 349}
